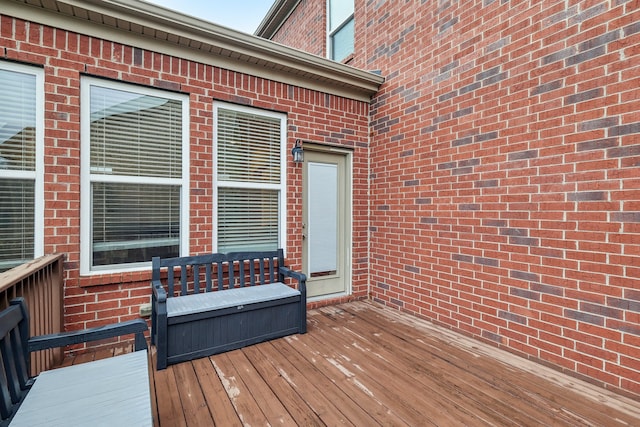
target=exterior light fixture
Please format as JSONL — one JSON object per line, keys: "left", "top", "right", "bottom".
{"left": 291, "top": 139, "right": 304, "bottom": 163}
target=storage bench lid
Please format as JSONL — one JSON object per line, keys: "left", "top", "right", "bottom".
{"left": 166, "top": 282, "right": 300, "bottom": 317}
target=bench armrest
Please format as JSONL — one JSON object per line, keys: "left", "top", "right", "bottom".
{"left": 28, "top": 318, "right": 148, "bottom": 353}
{"left": 279, "top": 266, "right": 307, "bottom": 283}
{"left": 152, "top": 278, "right": 168, "bottom": 303}
{"left": 279, "top": 266, "right": 306, "bottom": 282}
{"left": 279, "top": 266, "right": 307, "bottom": 292}
{"left": 279, "top": 266, "right": 307, "bottom": 334}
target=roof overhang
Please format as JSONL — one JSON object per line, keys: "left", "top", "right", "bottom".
{"left": 254, "top": 0, "right": 300, "bottom": 40}
{"left": 3, "top": 0, "right": 383, "bottom": 102}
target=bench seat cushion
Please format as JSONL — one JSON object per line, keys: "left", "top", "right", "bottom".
{"left": 166, "top": 282, "right": 300, "bottom": 318}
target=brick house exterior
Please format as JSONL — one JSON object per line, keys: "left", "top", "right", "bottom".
{"left": 257, "top": 0, "right": 640, "bottom": 397}
{"left": 0, "top": 1, "right": 381, "bottom": 357}
{"left": 1, "top": 0, "right": 638, "bottom": 399}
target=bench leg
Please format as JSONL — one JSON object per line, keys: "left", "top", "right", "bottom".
{"left": 154, "top": 302, "right": 168, "bottom": 370}
{"left": 299, "top": 290, "right": 307, "bottom": 334}
{"left": 151, "top": 298, "right": 157, "bottom": 346}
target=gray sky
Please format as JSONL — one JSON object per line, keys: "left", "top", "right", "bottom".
{"left": 145, "top": 0, "right": 275, "bottom": 34}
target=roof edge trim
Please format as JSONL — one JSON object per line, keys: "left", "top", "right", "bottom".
{"left": 4, "top": 0, "right": 384, "bottom": 101}
{"left": 254, "top": 0, "right": 300, "bottom": 39}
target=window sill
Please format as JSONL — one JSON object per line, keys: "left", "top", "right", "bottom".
{"left": 78, "top": 268, "right": 152, "bottom": 288}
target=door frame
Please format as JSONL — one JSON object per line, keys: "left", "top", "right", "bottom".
{"left": 301, "top": 143, "right": 353, "bottom": 301}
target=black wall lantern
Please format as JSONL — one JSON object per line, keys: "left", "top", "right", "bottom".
{"left": 291, "top": 139, "right": 304, "bottom": 163}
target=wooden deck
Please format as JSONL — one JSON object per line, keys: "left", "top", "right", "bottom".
{"left": 68, "top": 301, "right": 640, "bottom": 426}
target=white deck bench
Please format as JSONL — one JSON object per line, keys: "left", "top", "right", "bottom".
{"left": 151, "top": 249, "right": 307, "bottom": 370}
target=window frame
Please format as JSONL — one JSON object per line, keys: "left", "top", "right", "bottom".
{"left": 80, "top": 77, "right": 190, "bottom": 275}
{"left": 0, "top": 61, "right": 44, "bottom": 271}
{"left": 212, "top": 101, "right": 287, "bottom": 254}
{"left": 327, "top": 0, "right": 355, "bottom": 62}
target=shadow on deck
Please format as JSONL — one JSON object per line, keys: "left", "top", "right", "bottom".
{"left": 65, "top": 301, "right": 640, "bottom": 426}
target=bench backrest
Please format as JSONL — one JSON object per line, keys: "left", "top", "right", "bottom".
{"left": 152, "top": 249, "right": 286, "bottom": 297}
{"left": 0, "top": 299, "right": 30, "bottom": 425}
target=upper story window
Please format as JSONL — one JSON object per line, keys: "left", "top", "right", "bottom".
{"left": 213, "top": 102, "right": 286, "bottom": 253}
{"left": 0, "top": 62, "right": 44, "bottom": 272}
{"left": 328, "top": 0, "right": 354, "bottom": 62}
{"left": 80, "top": 77, "right": 189, "bottom": 274}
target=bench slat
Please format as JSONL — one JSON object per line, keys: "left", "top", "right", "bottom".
{"left": 238, "top": 260, "right": 245, "bottom": 287}
{"left": 181, "top": 265, "right": 188, "bottom": 295}
{"left": 205, "top": 263, "right": 212, "bottom": 292}
{"left": 256, "top": 261, "right": 262, "bottom": 285}
{"left": 229, "top": 259, "right": 235, "bottom": 289}
{"left": 168, "top": 265, "right": 176, "bottom": 296}
{"left": 249, "top": 261, "right": 255, "bottom": 286}
{"left": 217, "top": 261, "right": 224, "bottom": 291}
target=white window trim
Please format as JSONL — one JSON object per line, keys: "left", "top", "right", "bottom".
{"left": 212, "top": 101, "right": 287, "bottom": 253}
{"left": 0, "top": 61, "right": 44, "bottom": 268}
{"left": 79, "top": 77, "right": 190, "bottom": 275}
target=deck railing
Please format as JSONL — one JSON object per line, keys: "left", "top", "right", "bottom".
{"left": 0, "top": 254, "right": 65, "bottom": 375}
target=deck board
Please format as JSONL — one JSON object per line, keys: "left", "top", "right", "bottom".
{"left": 191, "top": 357, "right": 242, "bottom": 426}
{"left": 152, "top": 358, "right": 187, "bottom": 427}
{"left": 329, "top": 304, "right": 565, "bottom": 425}
{"left": 60, "top": 301, "right": 640, "bottom": 426}
{"left": 262, "top": 339, "right": 369, "bottom": 426}
{"left": 241, "top": 345, "right": 324, "bottom": 426}
{"left": 141, "top": 301, "right": 640, "bottom": 426}
{"left": 173, "top": 361, "right": 215, "bottom": 425}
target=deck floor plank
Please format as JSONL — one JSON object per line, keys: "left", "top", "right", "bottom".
{"left": 147, "top": 348, "right": 159, "bottom": 427}
{"left": 311, "top": 306, "right": 507, "bottom": 426}
{"left": 212, "top": 351, "right": 273, "bottom": 426}
{"left": 260, "top": 339, "right": 369, "bottom": 426}
{"left": 191, "top": 357, "right": 243, "bottom": 427}
{"left": 148, "top": 301, "right": 640, "bottom": 426}
{"left": 351, "top": 302, "right": 640, "bottom": 426}
{"left": 172, "top": 361, "right": 215, "bottom": 426}
{"left": 241, "top": 343, "right": 326, "bottom": 426}
{"left": 329, "top": 304, "right": 566, "bottom": 426}
{"left": 307, "top": 308, "right": 482, "bottom": 426}
{"left": 227, "top": 348, "right": 299, "bottom": 425}
{"left": 317, "top": 306, "right": 517, "bottom": 424}
{"left": 153, "top": 359, "right": 187, "bottom": 427}
{"left": 281, "top": 328, "right": 414, "bottom": 426}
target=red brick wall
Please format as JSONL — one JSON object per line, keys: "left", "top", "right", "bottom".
{"left": 270, "top": 0, "right": 326, "bottom": 57}
{"left": 0, "top": 15, "right": 371, "bottom": 340}
{"left": 270, "top": 0, "right": 640, "bottom": 397}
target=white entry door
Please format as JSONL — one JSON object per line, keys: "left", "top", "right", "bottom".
{"left": 302, "top": 149, "right": 351, "bottom": 299}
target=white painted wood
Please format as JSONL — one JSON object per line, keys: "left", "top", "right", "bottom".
{"left": 10, "top": 351, "right": 151, "bottom": 427}
{"left": 166, "top": 282, "right": 300, "bottom": 317}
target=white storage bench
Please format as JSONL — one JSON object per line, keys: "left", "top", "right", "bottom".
{"left": 151, "top": 249, "right": 306, "bottom": 370}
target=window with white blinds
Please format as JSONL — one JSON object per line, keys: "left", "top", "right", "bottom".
{"left": 0, "top": 63, "right": 43, "bottom": 272}
{"left": 214, "top": 103, "right": 286, "bottom": 253}
{"left": 81, "top": 78, "right": 189, "bottom": 273}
